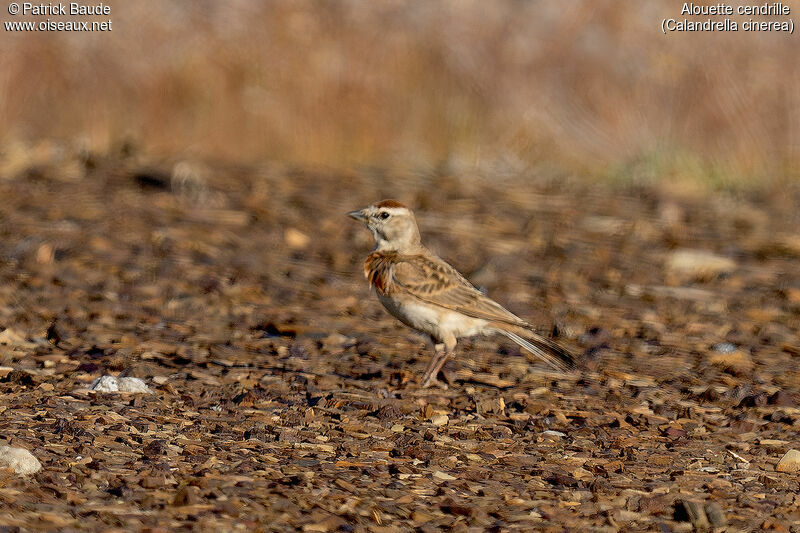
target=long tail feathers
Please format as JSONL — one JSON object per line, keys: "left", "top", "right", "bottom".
{"left": 497, "top": 328, "right": 576, "bottom": 373}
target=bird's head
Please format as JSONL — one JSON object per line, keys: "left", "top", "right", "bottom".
{"left": 348, "top": 199, "right": 421, "bottom": 253}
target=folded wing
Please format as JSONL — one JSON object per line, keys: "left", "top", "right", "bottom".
{"left": 392, "top": 253, "right": 575, "bottom": 371}
{"left": 392, "top": 254, "right": 525, "bottom": 326}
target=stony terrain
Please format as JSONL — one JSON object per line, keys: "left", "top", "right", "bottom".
{"left": 0, "top": 154, "right": 799, "bottom": 531}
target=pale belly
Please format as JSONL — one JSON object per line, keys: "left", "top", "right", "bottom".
{"left": 376, "top": 293, "right": 488, "bottom": 341}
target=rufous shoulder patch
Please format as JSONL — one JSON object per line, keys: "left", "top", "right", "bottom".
{"left": 364, "top": 252, "right": 397, "bottom": 295}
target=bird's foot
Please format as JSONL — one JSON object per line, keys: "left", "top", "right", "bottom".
{"left": 420, "top": 368, "right": 452, "bottom": 389}
{"left": 420, "top": 350, "right": 451, "bottom": 389}
{"left": 421, "top": 375, "right": 449, "bottom": 390}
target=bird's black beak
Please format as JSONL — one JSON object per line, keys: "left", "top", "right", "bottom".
{"left": 347, "top": 210, "right": 367, "bottom": 222}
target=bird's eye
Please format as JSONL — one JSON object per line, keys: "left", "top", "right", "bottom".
{"left": 378, "top": 212, "right": 390, "bottom": 220}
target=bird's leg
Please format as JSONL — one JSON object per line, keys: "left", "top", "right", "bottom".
{"left": 421, "top": 336, "right": 456, "bottom": 389}
{"left": 421, "top": 344, "right": 449, "bottom": 389}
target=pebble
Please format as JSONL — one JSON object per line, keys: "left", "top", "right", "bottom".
{"left": 433, "top": 470, "right": 456, "bottom": 481}
{"left": 430, "top": 414, "right": 449, "bottom": 427}
{"left": 90, "top": 375, "right": 153, "bottom": 394}
{"left": 759, "top": 439, "right": 789, "bottom": 447}
{"left": 541, "top": 430, "right": 566, "bottom": 438}
{"left": 767, "top": 390, "right": 795, "bottom": 407}
{"left": 711, "top": 342, "right": 737, "bottom": 354}
{"left": 673, "top": 499, "right": 709, "bottom": 530}
{"left": 581, "top": 215, "right": 626, "bottom": 235}
{"left": 666, "top": 249, "right": 736, "bottom": 281}
{"left": 0, "top": 445, "right": 42, "bottom": 475}
{"left": 775, "top": 449, "right": 800, "bottom": 473}
{"left": 284, "top": 228, "right": 310, "bottom": 249}
{"left": 704, "top": 502, "right": 727, "bottom": 528}
{"left": 172, "top": 485, "right": 201, "bottom": 506}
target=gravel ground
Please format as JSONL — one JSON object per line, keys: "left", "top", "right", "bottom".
{"left": 0, "top": 156, "right": 799, "bottom": 531}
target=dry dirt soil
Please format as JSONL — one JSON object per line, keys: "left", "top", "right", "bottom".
{"left": 0, "top": 156, "right": 799, "bottom": 532}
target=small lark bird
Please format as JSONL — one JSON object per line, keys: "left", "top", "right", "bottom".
{"left": 348, "top": 199, "right": 575, "bottom": 388}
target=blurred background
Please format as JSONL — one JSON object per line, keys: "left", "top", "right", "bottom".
{"left": 1, "top": 0, "right": 798, "bottom": 188}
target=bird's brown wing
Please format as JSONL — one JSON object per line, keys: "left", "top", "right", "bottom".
{"left": 387, "top": 253, "right": 576, "bottom": 370}
{"left": 391, "top": 254, "right": 526, "bottom": 326}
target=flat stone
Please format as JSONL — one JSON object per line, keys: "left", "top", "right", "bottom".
{"left": 776, "top": 449, "right": 800, "bottom": 473}
{"left": 759, "top": 439, "right": 789, "bottom": 447}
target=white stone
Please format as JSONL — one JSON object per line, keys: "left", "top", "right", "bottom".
{"left": 90, "top": 375, "right": 119, "bottom": 392}
{"left": 0, "top": 445, "right": 42, "bottom": 475}
{"left": 90, "top": 375, "right": 152, "bottom": 394}
{"left": 117, "top": 377, "right": 152, "bottom": 393}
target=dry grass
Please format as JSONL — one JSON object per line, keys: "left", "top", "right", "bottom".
{"left": 1, "top": 1, "right": 799, "bottom": 187}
